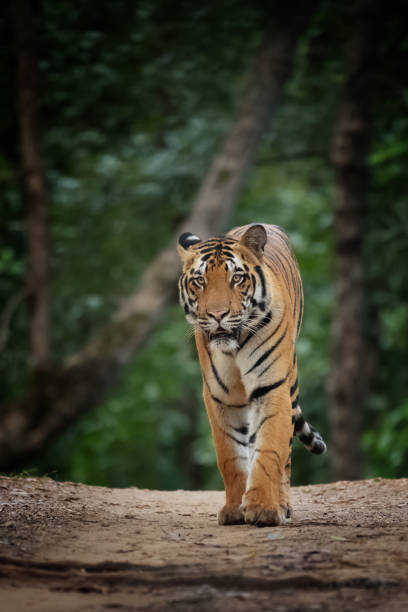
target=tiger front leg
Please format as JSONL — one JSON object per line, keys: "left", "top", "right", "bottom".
{"left": 243, "top": 395, "right": 292, "bottom": 527}
{"left": 280, "top": 451, "right": 292, "bottom": 520}
{"left": 217, "top": 453, "right": 248, "bottom": 526}
{"left": 203, "top": 390, "right": 248, "bottom": 525}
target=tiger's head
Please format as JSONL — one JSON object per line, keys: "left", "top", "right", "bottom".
{"left": 177, "top": 224, "right": 269, "bottom": 351}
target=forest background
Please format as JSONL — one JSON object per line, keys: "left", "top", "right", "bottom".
{"left": 0, "top": 0, "right": 407, "bottom": 491}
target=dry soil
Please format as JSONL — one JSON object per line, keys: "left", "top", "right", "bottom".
{"left": 0, "top": 476, "right": 407, "bottom": 611}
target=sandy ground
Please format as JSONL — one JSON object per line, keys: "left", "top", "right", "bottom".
{"left": 0, "top": 476, "right": 407, "bottom": 611}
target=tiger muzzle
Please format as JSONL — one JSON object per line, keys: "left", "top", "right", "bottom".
{"left": 209, "top": 326, "right": 240, "bottom": 342}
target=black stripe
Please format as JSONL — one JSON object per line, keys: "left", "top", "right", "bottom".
{"left": 294, "top": 415, "right": 305, "bottom": 433}
{"left": 198, "top": 246, "right": 217, "bottom": 255}
{"left": 239, "top": 330, "right": 254, "bottom": 350}
{"left": 198, "top": 240, "right": 219, "bottom": 247}
{"left": 203, "top": 374, "right": 230, "bottom": 402}
{"left": 249, "top": 376, "right": 287, "bottom": 402}
{"left": 275, "top": 250, "right": 292, "bottom": 290}
{"left": 254, "top": 265, "right": 266, "bottom": 298}
{"left": 249, "top": 314, "right": 284, "bottom": 357}
{"left": 248, "top": 414, "right": 275, "bottom": 445}
{"left": 263, "top": 260, "right": 278, "bottom": 274}
{"left": 226, "top": 431, "right": 248, "bottom": 447}
{"left": 244, "top": 326, "right": 287, "bottom": 375}
{"left": 290, "top": 378, "right": 298, "bottom": 396}
{"left": 256, "top": 310, "right": 272, "bottom": 331}
{"left": 239, "top": 311, "right": 272, "bottom": 350}
{"left": 299, "top": 431, "right": 314, "bottom": 446}
{"left": 209, "top": 359, "right": 228, "bottom": 393}
{"left": 291, "top": 393, "right": 299, "bottom": 409}
{"left": 234, "top": 425, "right": 248, "bottom": 435}
{"left": 265, "top": 253, "right": 289, "bottom": 290}
{"left": 211, "top": 394, "right": 247, "bottom": 409}
{"left": 258, "top": 359, "right": 275, "bottom": 377}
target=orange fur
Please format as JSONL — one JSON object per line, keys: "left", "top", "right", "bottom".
{"left": 178, "top": 224, "right": 324, "bottom": 527}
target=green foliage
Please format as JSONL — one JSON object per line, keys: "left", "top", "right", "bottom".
{"left": 40, "top": 305, "right": 223, "bottom": 489}
{"left": 363, "top": 399, "right": 408, "bottom": 478}
{"left": 1, "top": 0, "right": 407, "bottom": 488}
{"left": 363, "top": 106, "right": 408, "bottom": 479}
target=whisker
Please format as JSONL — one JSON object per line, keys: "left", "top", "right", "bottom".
{"left": 184, "top": 323, "right": 200, "bottom": 340}
{"left": 240, "top": 322, "right": 258, "bottom": 333}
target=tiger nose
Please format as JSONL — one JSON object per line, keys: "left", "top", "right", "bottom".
{"left": 208, "top": 309, "right": 229, "bottom": 322}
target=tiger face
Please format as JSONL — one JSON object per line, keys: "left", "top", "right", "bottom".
{"left": 177, "top": 226, "right": 269, "bottom": 351}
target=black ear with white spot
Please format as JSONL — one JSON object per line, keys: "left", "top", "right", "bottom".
{"left": 240, "top": 224, "right": 267, "bottom": 260}
{"left": 178, "top": 232, "right": 202, "bottom": 250}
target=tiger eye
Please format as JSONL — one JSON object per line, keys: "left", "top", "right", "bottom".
{"left": 196, "top": 276, "right": 205, "bottom": 285}
{"left": 232, "top": 273, "right": 243, "bottom": 283}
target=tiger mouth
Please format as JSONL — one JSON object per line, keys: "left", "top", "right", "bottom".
{"left": 209, "top": 328, "right": 239, "bottom": 342}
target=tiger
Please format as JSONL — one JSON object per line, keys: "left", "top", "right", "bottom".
{"left": 177, "top": 223, "right": 326, "bottom": 527}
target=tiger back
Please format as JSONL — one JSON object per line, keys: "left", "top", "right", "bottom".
{"left": 177, "top": 223, "right": 326, "bottom": 527}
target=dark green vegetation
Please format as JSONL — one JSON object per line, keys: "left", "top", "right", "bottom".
{"left": 1, "top": 0, "right": 407, "bottom": 488}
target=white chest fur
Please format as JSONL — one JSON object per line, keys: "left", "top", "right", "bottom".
{"left": 208, "top": 347, "right": 245, "bottom": 404}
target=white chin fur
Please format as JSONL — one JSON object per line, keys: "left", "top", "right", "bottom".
{"left": 209, "top": 336, "right": 239, "bottom": 352}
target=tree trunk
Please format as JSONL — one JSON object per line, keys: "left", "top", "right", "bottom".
{"left": 13, "top": 0, "right": 49, "bottom": 368}
{"left": 328, "top": 0, "right": 382, "bottom": 481}
{"left": 0, "top": 1, "right": 317, "bottom": 471}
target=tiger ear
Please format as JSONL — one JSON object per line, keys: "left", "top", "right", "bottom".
{"left": 177, "top": 232, "right": 201, "bottom": 259}
{"left": 240, "top": 224, "right": 267, "bottom": 260}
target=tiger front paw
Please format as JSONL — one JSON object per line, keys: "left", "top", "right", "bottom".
{"left": 244, "top": 503, "right": 286, "bottom": 527}
{"left": 218, "top": 504, "right": 245, "bottom": 525}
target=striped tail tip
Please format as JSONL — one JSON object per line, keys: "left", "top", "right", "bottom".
{"left": 307, "top": 427, "right": 327, "bottom": 455}
{"left": 293, "top": 406, "right": 327, "bottom": 455}
{"left": 299, "top": 424, "right": 327, "bottom": 455}
{"left": 298, "top": 423, "right": 327, "bottom": 455}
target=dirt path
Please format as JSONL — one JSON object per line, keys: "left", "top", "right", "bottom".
{"left": 0, "top": 476, "right": 407, "bottom": 611}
